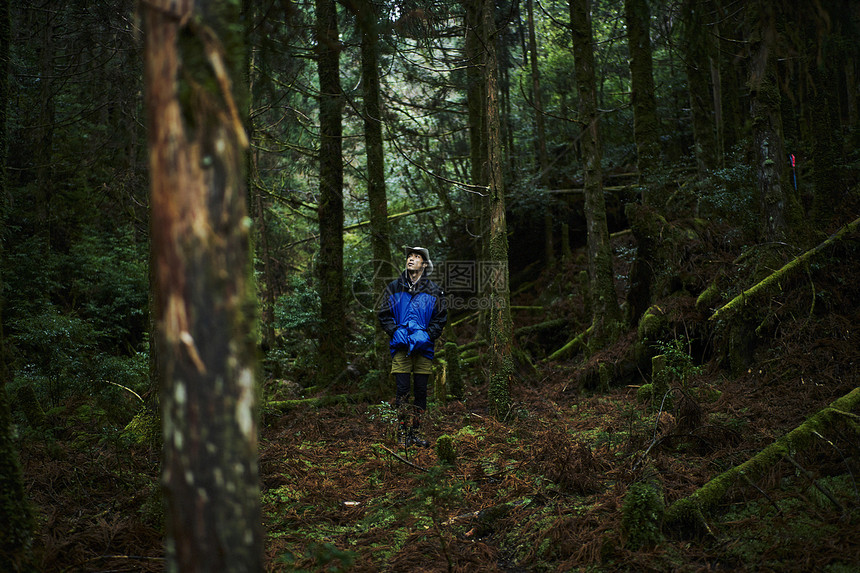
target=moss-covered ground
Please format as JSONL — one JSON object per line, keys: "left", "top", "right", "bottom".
{"left": 15, "top": 226, "right": 860, "bottom": 572}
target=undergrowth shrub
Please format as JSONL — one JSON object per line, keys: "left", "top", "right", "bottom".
{"left": 4, "top": 227, "right": 148, "bottom": 424}
{"left": 621, "top": 479, "right": 665, "bottom": 549}
{"left": 272, "top": 274, "right": 320, "bottom": 378}
{"left": 697, "top": 141, "right": 757, "bottom": 236}
{"left": 435, "top": 434, "right": 456, "bottom": 465}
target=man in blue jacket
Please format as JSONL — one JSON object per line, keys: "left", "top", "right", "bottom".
{"left": 378, "top": 246, "right": 448, "bottom": 447}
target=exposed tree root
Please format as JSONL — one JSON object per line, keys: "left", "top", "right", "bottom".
{"left": 664, "top": 386, "right": 860, "bottom": 526}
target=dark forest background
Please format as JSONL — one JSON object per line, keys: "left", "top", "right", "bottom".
{"left": 1, "top": 0, "right": 859, "bottom": 571}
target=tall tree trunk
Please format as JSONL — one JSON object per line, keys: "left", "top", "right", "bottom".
{"left": 624, "top": 0, "right": 661, "bottom": 205}
{"left": 714, "top": 0, "right": 743, "bottom": 155}
{"left": 143, "top": 1, "right": 263, "bottom": 571}
{"left": 747, "top": 2, "right": 791, "bottom": 243}
{"left": 499, "top": 25, "right": 515, "bottom": 174}
{"left": 355, "top": 0, "right": 393, "bottom": 388}
{"left": 0, "top": 2, "right": 35, "bottom": 568}
{"left": 464, "top": 0, "right": 490, "bottom": 343}
{"left": 681, "top": 0, "right": 717, "bottom": 175}
{"left": 35, "top": 0, "right": 55, "bottom": 227}
{"left": 484, "top": 0, "right": 514, "bottom": 418}
{"left": 569, "top": 0, "right": 623, "bottom": 339}
{"left": 807, "top": 39, "right": 844, "bottom": 229}
{"left": 316, "top": 0, "right": 347, "bottom": 384}
{"left": 623, "top": 0, "right": 661, "bottom": 325}
{"left": 254, "top": 177, "right": 277, "bottom": 349}
{"left": 0, "top": 382, "right": 33, "bottom": 573}
{"left": 526, "top": 0, "right": 554, "bottom": 262}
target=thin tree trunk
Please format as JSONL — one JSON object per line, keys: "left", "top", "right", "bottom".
{"left": 624, "top": 0, "right": 661, "bottom": 205}
{"left": 623, "top": 0, "right": 661, "bottom": 325}
{"left": 714, "top": 0, "right": 743, "bottom": 155}
{"left": 316, "top": 0, "right": 347, "bottom": 384}
{"left": 484, "top": 0, "right": 514, "bottom": 418}
{"left": 747, "top": 2, "right": 790, "bottom": 242}
{"left": 143, "top": 1, "right": 263, "bottom": 570}
{"left": 35, "top": 0, "right": 55, "bottom": 226}
{"left": 355, "top": 0, "right": 393, "bottom": 387}
{"left": 681, "top": 0, "right": 717, "bottom": 175}
{"left": 808, "top": 51, "right": 843, "bottom": 228}
{"left": 464, "top": 0, "right": 490, "bottom": 343}
{"left": 526, "top": 0, "right": 554, "bottom": 262}
{"left": 569, "top": 0, "right": 622, "bottom": 339}
{"left": 0, "top": 1, "right": 35, "bottom": 567}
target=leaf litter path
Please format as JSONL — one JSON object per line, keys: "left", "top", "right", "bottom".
{"left": 20, "top": 275, "right": 860, "bottom": 572}
{"left": 261, "top": 304, "right": 860, "bottom": 572}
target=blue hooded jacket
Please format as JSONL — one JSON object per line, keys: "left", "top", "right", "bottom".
{"left": 378, "top": 271, "right": 447, "bottom": 359}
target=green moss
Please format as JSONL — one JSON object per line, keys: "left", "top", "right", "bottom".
{"left": 637, "top": 306, "right": 667, "bottom": 340}
{"left": 435, "top": 434, "right": 456, "bottom": 466}
{"left": 621, "top": 480, "right": 665, "bottom": 549}
{"left": 636, "top": 383, "right": 653, "bottom": 403}
{"left": 695, "top": 282, "right": 721, "bottom": 313}
{"left": 444, "top": 342, "right": 463, "bottom": 400}
{"left": 122, "top": 408, "right": 162, "bottom": 449}
{"left": 666, "top": 387, "right": 860, "bottom": 525}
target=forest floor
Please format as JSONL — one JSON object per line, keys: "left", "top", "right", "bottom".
{"left": 20, "top": 225, "right": 860, "bottom": 572}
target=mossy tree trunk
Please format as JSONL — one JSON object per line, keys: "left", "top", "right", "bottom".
{"left": 624, "top": 0, "right": 662, "bottom": 206}
{"left": 681, "top": 0, "right": 718, "bottom": 175}
{"left": 526, "top": 0, "right": 554, "bottom": 263}
{"left": 484, "top": 0, "right": 514, "bottom": 418}
{"left": 0, "top": 0, "right": 35, "bottom": 566}
{"left": 569, "top": 0, "right": 623, "bottom": 341}
{"left": 463, "top": 0, "right": 490, "bottom": 343}
{"left": 316, "top": 0, "right": 348, "bottom": 385}
{"left": 143, "top": 1, "right": 263, "bottom": 570}
{"left": 353, "top": 0, "right": 393, "bottom": 386}
{"left": 807, "top": 42, "right": 844, "bottom": 229}
{"left": 714, "top": 0, "right": 743, "bottom": 156}
{"left": 624, "top": 0, "right": 661, "bottom": 326}
{"left": 665, "top": 386, "right": 860, "bottom": 526}
{"left": 34, "top": 0, "right": 55, "bottom": 227}
{"left": 747, "top": 2, "right": 793, "bottom": 243}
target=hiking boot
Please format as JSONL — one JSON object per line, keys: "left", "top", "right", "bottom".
{"left": 405, "top": 428, "right": 430, "bottom": 448}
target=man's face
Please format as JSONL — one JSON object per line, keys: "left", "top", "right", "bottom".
{"left": 406, "top": 252, "right": 426, "bottom": 273}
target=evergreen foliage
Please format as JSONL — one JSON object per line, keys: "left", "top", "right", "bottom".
{"left": 621, "top": 479, "right": 665, "bottom": 550}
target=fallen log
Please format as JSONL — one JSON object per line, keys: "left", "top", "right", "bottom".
{"left": 664, "top": 386, "right": 860, "bottom": 526}
{"left": 265, "top": 392, "right": 369, "bottom": 414}
{"left": 709, "top": 216, "right": 860, "bottom": 323}
{"left": 514, "top": 318, "right": 568, "bottom": 339}
{"left": 545, "top": 323, "right": 593, "bottom": 362}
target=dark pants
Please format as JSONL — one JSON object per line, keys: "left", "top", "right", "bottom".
{"left": 395, "top": 372, "right": 429, "bottom": 412}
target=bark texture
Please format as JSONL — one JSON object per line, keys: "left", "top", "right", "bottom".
{"left": 526, "top": 0, "right": 554, "bottom": 262}
{"left": 143, "top": 1, "right": 263, "bottom": 570}
{"left": 356, "top": 0, "right": 393, "bottom": 381}
{"left": 484, "top": 0, "right": 514, "bottom": 418}
{"left": 316, "top": 0, "right": 347, "bottom": 384}
{"left": 569, "top": 0, "right": 623, "bottom": 338}
{"left": 624, "top": 0, "right": 661, "bottom": 205}
{"left": 681, "top": 0, "right": 717, "bottom": 174}
{"left": 747, "top": 2, "right": 791, "bottom": 242}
